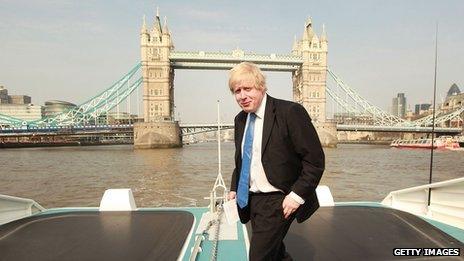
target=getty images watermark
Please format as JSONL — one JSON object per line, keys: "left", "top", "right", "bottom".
{"left": 393, "top": 248, "right": 460, "bottom": 257}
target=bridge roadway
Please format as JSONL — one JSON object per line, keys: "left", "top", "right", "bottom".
{"left": 0, "top": 125, "right": 135, "bottom": 147}
{"left": 0, "top": 125, "right": 134, "bottom": 137}
{"left": 0, "top": 123, "right": 461, "bottom": 138}
{"left": 337, "top": 124, "right": 462, "bottom": 134}
{"left": 0, "top": 124, "right": 235, "bottom": 137}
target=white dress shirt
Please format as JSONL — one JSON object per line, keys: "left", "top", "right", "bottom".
{"left": 242, "top": 94, "right": 305, "bottom": 204}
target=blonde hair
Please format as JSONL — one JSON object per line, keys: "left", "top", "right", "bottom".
{"left": 228, "top": 62, "right": 267, "bottom": 93}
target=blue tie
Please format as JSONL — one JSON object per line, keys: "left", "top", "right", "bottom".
{"left": 237, "top": 113, "right": 256, "bottom": 209}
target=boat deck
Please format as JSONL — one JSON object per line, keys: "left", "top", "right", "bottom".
{"left": 0, "top": 205, "right": 463, "bottom": 260}
{"left": 284, "top": 205, "right": 464, "bottom": 260}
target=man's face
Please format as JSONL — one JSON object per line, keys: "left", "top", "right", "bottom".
{"left": 233, "top": 79, "right": 265, "bottom": 113}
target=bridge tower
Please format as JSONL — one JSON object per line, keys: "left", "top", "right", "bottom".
{"left": 134, "top": 10, "right": 182, "bottom": 148}
{"left": 140, "top": 12, "right": 174, "bottom": 122}
{"left": 292, "top": 18, "right": 337, "bottom": 147}
{"left": 292, "top": 18, "right": 328, "bottom": 123}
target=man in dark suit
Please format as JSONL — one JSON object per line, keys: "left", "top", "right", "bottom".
{"left": 227, "top": 62, "right": 325, "bottom": 261}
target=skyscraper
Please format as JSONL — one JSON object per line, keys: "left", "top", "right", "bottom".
{"left": 415, "top": 103, "right": 431, "bottom": 115}
{"left": 0, "top": 86, "right": 9, "bottom": 104}
{"left": 392, "top": 93, "right": 407, "bottom": 118}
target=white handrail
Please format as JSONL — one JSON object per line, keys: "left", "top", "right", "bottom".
{"left": 0, "top": 194, "right": 45, "bottom": 225}
{"left": 381, "top": 177, "right": 464, "bottom": 229}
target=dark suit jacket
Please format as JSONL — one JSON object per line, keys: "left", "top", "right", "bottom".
{"left": 231, "top": 95, "right": 325, "bottom": 223}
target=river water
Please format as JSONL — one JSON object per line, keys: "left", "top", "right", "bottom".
{"left": 0, "top": 143, "right": 463, "bottom": 208}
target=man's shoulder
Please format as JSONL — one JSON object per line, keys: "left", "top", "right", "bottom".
{"left": 269, "top": 95, "right": 304, "bottom": 113}
{"left": 234, "top": 110, "right": 247, "bottom": 122}
{"left": 268, "top": 95, "right": 312, "bottom": 123}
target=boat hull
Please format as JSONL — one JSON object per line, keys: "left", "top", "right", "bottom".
{"left": 391, "top": 136, "right": 461, "bottom": 150}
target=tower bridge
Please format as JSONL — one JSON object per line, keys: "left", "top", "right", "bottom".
{"left": 1, "top": 9, "right": 462, "bottom": 147}
{"left": 135, "top": 10, "right": 333, "bottom": 148}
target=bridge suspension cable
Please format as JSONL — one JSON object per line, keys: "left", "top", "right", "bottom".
{"left": 327, "top": 68, "right": 409, "bottom": 126}
{"left": 325, "top": 85, "right": 362, "bottom": 115}
{"left": 1, "top": 63, "right": 142, "bottom": 128}
{"left": 0, "top": 114, "right": 25, "bottom": 126}
{"left": 327, "top": 68, "right": 463, "bottom": 129}
{"left": 414, "top": 106, "right": 464, "bottom": 127}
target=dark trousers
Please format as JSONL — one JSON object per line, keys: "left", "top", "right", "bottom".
{"left": 249, "top": 192, "right": 295, "bottom": 261}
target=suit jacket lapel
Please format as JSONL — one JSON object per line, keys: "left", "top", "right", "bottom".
{"left": 262, "top": 95, "right": 275, "bottom": 156}
{"left": 236, "top": 111, "right": 247, "bottom": 157}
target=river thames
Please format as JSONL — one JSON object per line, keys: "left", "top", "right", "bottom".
{"left": 0, "top": 143, "right": 463, "bottom": 208}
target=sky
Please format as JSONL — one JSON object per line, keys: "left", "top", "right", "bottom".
{"left": 0, "top": 0, "right": 463, "bottom": 123}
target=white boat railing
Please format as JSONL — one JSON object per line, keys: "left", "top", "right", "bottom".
{"left": 381, "top": 177, "right": 464, "bottom": 229}
{"left": 0, "top": 194, "right": 45, "bottom": 225}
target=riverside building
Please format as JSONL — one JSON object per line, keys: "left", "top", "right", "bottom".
{"left": 43, "top": 100, "right": 77, "bottom": 118}
{"left": 0, "top": 86, "right": 43, "bottom": 121}
{"left": 440, "top": 83, "right": 463, "bottom": 128}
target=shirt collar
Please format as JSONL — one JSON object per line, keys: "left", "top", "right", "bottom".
{"left": 254, "top": 93, "right": 267, "bottom": 119}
